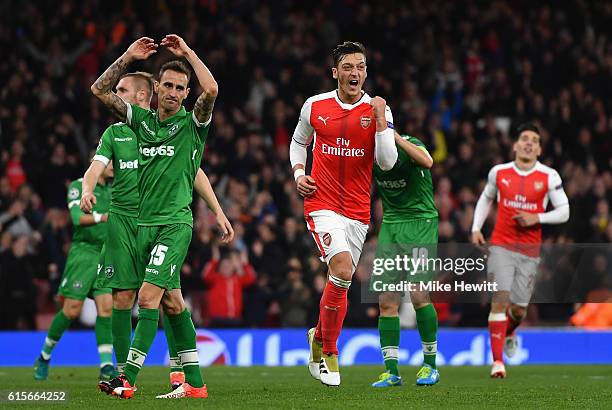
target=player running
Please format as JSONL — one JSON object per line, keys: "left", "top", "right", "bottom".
{"left": 370, "top": 132, "right": 440, "bottom": 387}
{"left": 470, "top": 123, "right": 569, "bottom": 378}
{"left": 34, "top": 166, "right": 115, "bottom": 381}
{"left": 80, "top": 71, "right": 233, "bottom": 391}
{"left": 290, "top": 41, "right": 397, "bottom": 386}
{"left": 91, "top": 35, "right": 218, "bottom": 399}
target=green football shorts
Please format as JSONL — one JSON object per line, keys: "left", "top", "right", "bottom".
{"left": 95, "top": 212, "right": 142, "bottom": 290}
{"left": 59, "top": 242, "right": 111, "bottom": 300}
{"left": 370, "top": 218, "right": 438, "bottom": 293}
{"left": 136, "top": 223, "right": 193, "bottom": 290}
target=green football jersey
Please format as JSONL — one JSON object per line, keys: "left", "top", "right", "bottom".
{"left": 126, "top": 104, "right": 210, "bottom": 227}
{"left": 67, "top": 178, "right": 110, "bottom": 246}
{"left": 373, "top": 135, "right": 438, "bottom": 223}
{"left": 94, "top": 123, "right": 139, "bottom": 217}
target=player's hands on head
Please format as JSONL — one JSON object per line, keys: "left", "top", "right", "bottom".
{"left": 470, "top": 230, "right": 486, "bottom": 246}
{"left": 216, "top": 212, "right": 235, "bottom": 244}
{"left": 512, "top": 211, "right": 539, "bottom": 227}
{"left": 369, "top": 96, "right": 387, "bottom": 119}
{"left": 296, "top": 175, "right": 317, "bottom": 198}
{"left": 80, "top": 191, "right": 97, "bottom": 213}
{"left": 161, "top": 34, "right": 191, "bottom": 57}
{"left": 126, "top": 37, "right": 158, "bottom": 60}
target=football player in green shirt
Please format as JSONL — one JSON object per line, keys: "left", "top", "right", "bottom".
{"left": 370, "top": 132, "right": 440, "bottom": 387}
{"left": 91, "top": 35, "right": 218, "bottom": 399}
{"left": 34, "top": 166, "right": 115, "bottom": 381}
{"left": 81, "top": 71, "right": 232, "bottom": 391}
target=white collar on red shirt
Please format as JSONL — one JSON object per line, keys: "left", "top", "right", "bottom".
{"left": 512, "top": 160, "right": 540, "bottom": 176}
{"left": 333, "top": 90, "right": 370, "bottom": 110}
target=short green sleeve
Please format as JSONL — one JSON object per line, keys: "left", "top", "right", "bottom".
{"left": 189, "top": 110, "right": 211, "bottom": 145}
{"left": 94, "top": 127, "right": 114, "bottom": 165}
{"left": 126, "top": 103, "right": 149, "bottom": 131}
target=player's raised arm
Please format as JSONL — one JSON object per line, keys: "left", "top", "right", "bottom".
{"left": 161, "top": 34, "right": 218, "bottom": 125}
{"left": 394, "top": 131, "right": 433, "bottom": 169}
{"left": 370, "top": 97, "right": 397, "bottom": 171}
{"left": 471, "top": 166, "right": 499, "bottom": 244}
{"left": 90, "top": 37, "right": 158, "bottom": 120}
{"left": 290, "top": 99, "right": 316, "bottom": 197}
{"left": 194, "top": 168, "right": 234, "bottom": 243}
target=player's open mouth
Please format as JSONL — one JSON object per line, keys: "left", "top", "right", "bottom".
{"left": 349, "top": 80, "right": 358, "bottom": 86}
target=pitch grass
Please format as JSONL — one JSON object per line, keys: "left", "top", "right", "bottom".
{"left": 2, "top": 365, "right": 612, "bottom": 409}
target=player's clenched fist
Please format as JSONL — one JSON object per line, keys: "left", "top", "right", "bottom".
{"left": 296, "top": 175, "right": 317, "bottom": 198}
{"left": 80, "top": 191, "right": 97, "bottom": 213}
{"left": 369, "top": 96, "right": 387, "bottom": 119}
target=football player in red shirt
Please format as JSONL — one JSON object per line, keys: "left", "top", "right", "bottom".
{"left": 289, "top": 41, "right": 397, "bottom": 386}
{"left": 471, "top": 123, "right": 569, "bottom": 378}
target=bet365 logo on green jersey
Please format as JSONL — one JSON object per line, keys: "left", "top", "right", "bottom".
{"left": 119, "top": 159, "right": 138, "bottom": 169}
{"left": 139, "top": 145, "right": 175, "bottom": 157}
{"left": 378, "top": 179, "right": 407, "bottom": 189}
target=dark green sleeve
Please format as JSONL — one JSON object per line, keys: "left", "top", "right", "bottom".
{"left": 67, "top": 180, "right": 83, "bottom": 226}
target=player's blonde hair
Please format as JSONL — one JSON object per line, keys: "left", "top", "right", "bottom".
{"left": 120, "top": 71, "right": 154, "bottom": 98}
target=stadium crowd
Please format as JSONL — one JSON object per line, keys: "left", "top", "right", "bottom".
{"left": 0, "top": 0, "right": 611, "bottom": 330}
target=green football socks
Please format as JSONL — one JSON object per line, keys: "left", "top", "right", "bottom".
{"left": 162, "top": 313, "right": 183, "bottom": 373}
{"left": 95, "top": 316, "right": 113, "bottom": 368}
{"left": 415, "top": 304, "right": 438, "bottom": 369}
{"left": 111, "top": 308, "right": 132, "bottom": 372}
{"left": 167, "top": 309, "right": 204, "bottom": 387}
{"left": 40, "top": 310, "right": 73, "bottom": 360}
{"left": 124, "top": 308, "right": 159, "bottom": 385}
{"left": 378, "top": 316, "right": 400, "bottom": 376}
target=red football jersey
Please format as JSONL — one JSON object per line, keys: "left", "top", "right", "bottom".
{"left": 485, "top": 161, "right": 565, "bottom": 256}
{"left": 292, "top": 91, "right": 393, "bottom": 224}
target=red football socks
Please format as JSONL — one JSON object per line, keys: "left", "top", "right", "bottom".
{"left": 319, "top": 279, "right": 348, "bottom": 355}
{"left": 488, "top": 312, "right": 507, "bottom": 362}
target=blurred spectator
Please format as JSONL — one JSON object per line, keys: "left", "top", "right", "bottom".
{"left": 278, "top": 258, "right": 313, "bottom": 327}
{"left": 202, "top": 243, "right": 256, "bottom": 327}
{"left": 0, "top": 235, "right": 37, "bottom": 329}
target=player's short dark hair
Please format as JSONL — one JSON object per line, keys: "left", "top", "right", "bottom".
{"left": 120, "top": 71, "right": 154, "bottom": 97}
{"left": 516, "top": 122, "right": 540, "bottom": 139}
{"left": 332, "top": 41, "right": 366, "bottom": 67}
{"left": 159, "top": 60, "right": 191, "bottom": 83}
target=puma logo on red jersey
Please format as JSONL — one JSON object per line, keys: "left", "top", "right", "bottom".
{"left": 318, "top": 115, "right": 330, "bottom": 125}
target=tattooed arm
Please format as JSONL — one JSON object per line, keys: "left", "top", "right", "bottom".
{"left": 90, "top": 37, "right": 158, "bottom": 120}
{"left": 161, "top": 34, "right": 218, "bottom": 124}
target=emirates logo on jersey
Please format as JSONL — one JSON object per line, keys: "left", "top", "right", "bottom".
{"left": 360, "top": 115, "right": 372, "bottom": 129}
{"left": 322, "top": 232, "right": 332, "bottom": 246}
{"left": 534, "top": 181, "right": 544, "bottom": 191}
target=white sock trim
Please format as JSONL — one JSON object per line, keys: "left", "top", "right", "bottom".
{"left": 178, "top": 351, "right": 199, "bottom": 366}
{"left": 382, "top": 346, "right": 399, "bottom": 360}
{"left": 40, "top": 351, "right": 51, "bottom": 360}
{"left": 98, "top": 344, "right": 113, "bottom": 354}
{"left": 488, "top": 312, "right": 506, "bottom": 321}
{"left": 126, "top": 348, "right": 146, "bottom": 368}
{"left": 328, "top": 274, "right": 351, "bottom": 289}
{"left": 45, "top": 337, "right": 58, "bottom": 347}
{"left": 422, "top": 341, "right": 437, "bottom": 354}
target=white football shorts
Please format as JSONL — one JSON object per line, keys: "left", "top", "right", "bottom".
{"left": 487, "top": 245, "right": 540, "bottom": 307}
{"left": 305, "top": 209, "right": 368, "bottom": 273}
